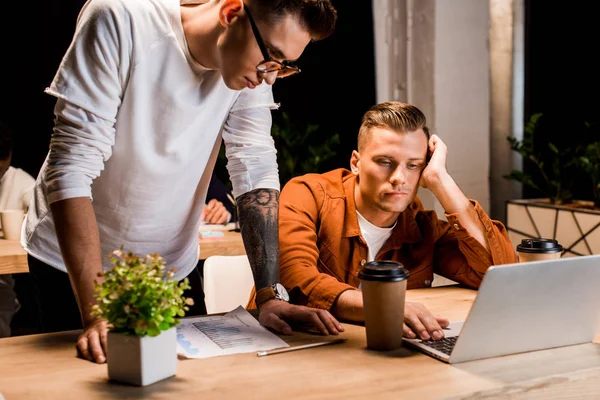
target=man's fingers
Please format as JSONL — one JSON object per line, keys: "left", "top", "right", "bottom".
{"left": 419, "top": 312, "right": 444, "bottom": 340}
{"left": 312, "top": 310, "right": 339, "bottom": 335}
{"left": 403, "top": 324, "right": 417, "bottom": 339}
{"left": 205, "top": 202, "right": 225, "bottom": 222}
{"left": 405, "top": 313, "right": 429, "bottom": 340}
{"left": 207, "top": 207, "right": 228, "bottom": 224}
{"left": 262, "top": 314, "right": 292, "bottom": 335}
{"left": 329, "top": 312, "right": 344, "bottom": 332}
{"left": 87, "top": 330, "right": 106, "bottom": 364}
{"left": 317, "top": 310, "right": 344, "bottom": 334}
{"left": 214, "top": 208, "right": 228, "bottom": 224}
{"left": 292, "top": 308, "right": 342, "bottom": 336}
{"left": 77, "top": 335, "right": 92, "bottom": 361}
{"left": 435, "top": 316, "right": 450, "bottom": 328}
{"left": 206, "top": 199, "right": 217, "bottom": 209}
{"left": 205, "top": 207, "right": 218, "bottom": 220}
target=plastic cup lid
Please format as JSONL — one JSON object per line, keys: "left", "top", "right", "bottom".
{"left": 516, "top": 238, "right": 563, "bottom": 254}
{"left": 358, "top": 260, "right": 410, "bottom": 282}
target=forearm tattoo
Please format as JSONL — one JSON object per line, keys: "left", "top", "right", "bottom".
{"left": 236, "top": 188, "right": 279, "bottom": 290}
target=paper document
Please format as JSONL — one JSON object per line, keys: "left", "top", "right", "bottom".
{"left": 198, "top": 222, "right": 236, "bottom": 232}
{"left": 176, "top": 306, "right": 289, "bottom": 359}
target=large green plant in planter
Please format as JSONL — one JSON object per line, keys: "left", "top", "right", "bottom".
{"left": 505, "top": 113, "right": 600, "bottom": 208}
{"left": 92, "top": 249, "right": 194, "bottom": 386}
{"left": 504, "top": 113, "right": 580, "bottom": 205}
{"left": 575, "top": 140, "right": 600, "bottom": 208}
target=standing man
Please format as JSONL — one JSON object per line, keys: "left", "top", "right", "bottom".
{"left": 21, "top": 0, "right": 341, "bottom": 363}
{"left": 275, "top": 101, "right": 517, "bottom": 341}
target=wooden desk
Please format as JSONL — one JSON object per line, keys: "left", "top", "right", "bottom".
{"left": 199, "top": 230, "right": 245, "bottom": 260}
{"left": 1, "top": 287, "right": 598, "bottom": 399}
{"left": 0, "top": 231, "right": 245, "bottom": 274}
{"left": 0, "top": 239, "right": 27, "bottom": 274}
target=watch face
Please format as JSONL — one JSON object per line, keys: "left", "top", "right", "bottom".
{"left": 275, "top": 283, "right": 290, "bottom": 302}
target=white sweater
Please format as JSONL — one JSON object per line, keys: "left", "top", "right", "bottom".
{"left": 22, "top": 0, "right": 280, "bottom": 280}
{"left": 0, "top": 166, "right": 35, "bottom": 212}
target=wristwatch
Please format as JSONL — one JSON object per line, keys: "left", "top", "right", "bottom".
{"left": 255, "top": 283, "right": 290, "bottom": 306}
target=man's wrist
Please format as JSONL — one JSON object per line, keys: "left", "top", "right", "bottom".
{"left": 255, "top": 283, "right": 289, "bottom": 307}
{"left": 425, "top": 171, "right": 453, "bottom": 193}
{"left": 428, "top": 173, "right": 471, "bottom": 214}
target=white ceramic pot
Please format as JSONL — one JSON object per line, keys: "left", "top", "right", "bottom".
{"left": 107, "top": 326, "right": 177, "bottom": 386}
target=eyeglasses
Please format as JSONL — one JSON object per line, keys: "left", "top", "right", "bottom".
{"left": 245, "top": 6, "right": 301, "bottom": 79}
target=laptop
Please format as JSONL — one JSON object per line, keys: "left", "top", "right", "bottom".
{"left": 404, "top": 254, "right": 600, "bottom": 363}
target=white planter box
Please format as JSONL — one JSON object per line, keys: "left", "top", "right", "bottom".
{"left": 107, "top": 326, "right": 177, "bottom": 386}
{"left": 506, "top": 199, "right": 600, "bottom": 257}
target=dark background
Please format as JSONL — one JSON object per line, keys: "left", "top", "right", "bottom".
{"left": 2, "top": 1, "right": 599, "bottom": 200}
{"left": 2, "top": 0, "right": 376, "bottom": 183}
{"left": 523, "top": 1, "right": 600, "bottom": 201}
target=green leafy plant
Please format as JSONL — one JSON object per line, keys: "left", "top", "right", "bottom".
{"left": 91, "top": 249, "right": 194, "bottom": 336}
{"left": 214, "top": 112, "right": 340, "bottom": 188}
{"left": 504, "top": 113, "right": 578, "bottom": 205}
{"left": 505, "top": 113, "right": 600, "bottom": 208}
{"left": 575, "top": 140, "right": 600, "bottom": 208}
{"left": 271, "top": 112, "right": 340, "bottom": 185}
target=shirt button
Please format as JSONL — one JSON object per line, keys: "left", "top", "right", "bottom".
{"left": 453, "top": 223, "right": 460, "bottom": 230}
{"left": 360, "top": 259, "right": 366, "bottom": 266}
{"left": 424, "top": 279, "right": 432, "bottom": 286}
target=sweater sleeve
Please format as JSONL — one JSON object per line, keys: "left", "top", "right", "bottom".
{"left": 222, "top": 83, "right": 280, "bottom": 199}
{"left": 43, "top": 0, "right": 132, "bottom": 203}
{"left": 279, "top": 178, "right": 355, "bottom": 310}
{"left": 433, "top": 200, "right": 518, "bottom": 288}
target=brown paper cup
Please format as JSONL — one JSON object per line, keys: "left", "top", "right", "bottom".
{"left": 359, "top": 261, "right": 409, "bottom": 351}
{"left": 361, "top": 280, "right": 406, "bottom": 350}
{"left": 516, "top": 238, "right": 563, "bottom": 263}
{"left": 517, "top": 251, "right": 562, "bottom": 263}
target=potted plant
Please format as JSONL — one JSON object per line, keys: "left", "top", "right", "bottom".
{"left": 504, "top": 113, "right": 600, "bottom": 257}
{"left": 92, "top": 249, "right": 194, "bottom": 386}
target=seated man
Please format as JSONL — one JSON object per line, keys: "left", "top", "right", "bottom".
{"left": 276, "top": 101, "right": 517, "bottom": 341}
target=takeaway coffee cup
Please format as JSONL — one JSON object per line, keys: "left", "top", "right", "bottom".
{"left": 0, "top": 209, "right": 25, "bottom": 240}
{"left": 358, "top": 260, "right": 410, "bottom": 351}
{"left": 516, "top": 238, "right": 563, "bottom": 262}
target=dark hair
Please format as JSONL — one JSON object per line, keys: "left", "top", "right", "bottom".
{"left": 357, "top": 101, "right": 430, "bottom": 151}
{"left": 249, "top": 0, "right": 337, "bottom": 41}
{"left": 0, "top": 121, "right": 14, "bottom": 160}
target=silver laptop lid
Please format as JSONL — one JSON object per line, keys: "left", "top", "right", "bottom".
{"left": 450, "top": 255, "right": 600, "bottom": 363}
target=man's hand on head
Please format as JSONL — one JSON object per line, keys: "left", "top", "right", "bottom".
{"left": 419, "top": 134, "right": 450, "bottom": 189}
{"left": 258, "top": 299, "right": 344, "bottom": 336}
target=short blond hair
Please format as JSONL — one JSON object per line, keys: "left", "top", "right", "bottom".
{"left": 357, "top": 101, "right": 430, "bottom": 151}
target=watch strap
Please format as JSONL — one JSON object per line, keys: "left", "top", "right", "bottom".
{"left": 255, "top": 286, "right": 277, "bottom": 306}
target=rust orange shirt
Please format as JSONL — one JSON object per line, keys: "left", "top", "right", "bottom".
{"left": 276, "top": 168, "right": 517, "bottom": 311}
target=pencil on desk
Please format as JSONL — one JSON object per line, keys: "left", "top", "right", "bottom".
{"left": 257, "top": 338, "right": 347, "bottom": 357}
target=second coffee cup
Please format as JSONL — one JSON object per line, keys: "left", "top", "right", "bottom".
{"left": 359, "top": 260, "right": 409, "bottom": 351}
{"left": 516, "top": 238, "right": 563, "bottom": 262}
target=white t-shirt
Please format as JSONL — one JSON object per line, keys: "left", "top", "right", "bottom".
{"left": 22, "top": 0, "right": 280, "bottom": 280}
{"left": 0, "top": 167, "right": 35, "bottom": 229}
{"left": 356, "top": 210, "right": 396, "bottom": 262}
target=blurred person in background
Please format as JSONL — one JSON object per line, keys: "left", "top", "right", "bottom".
{"left": 0, "top": 121, "right": 35, "bottom": 337}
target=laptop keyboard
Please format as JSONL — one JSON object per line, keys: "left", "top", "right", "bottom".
{"left": 421, "top": 336, "right": 458, "bottom": 355}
